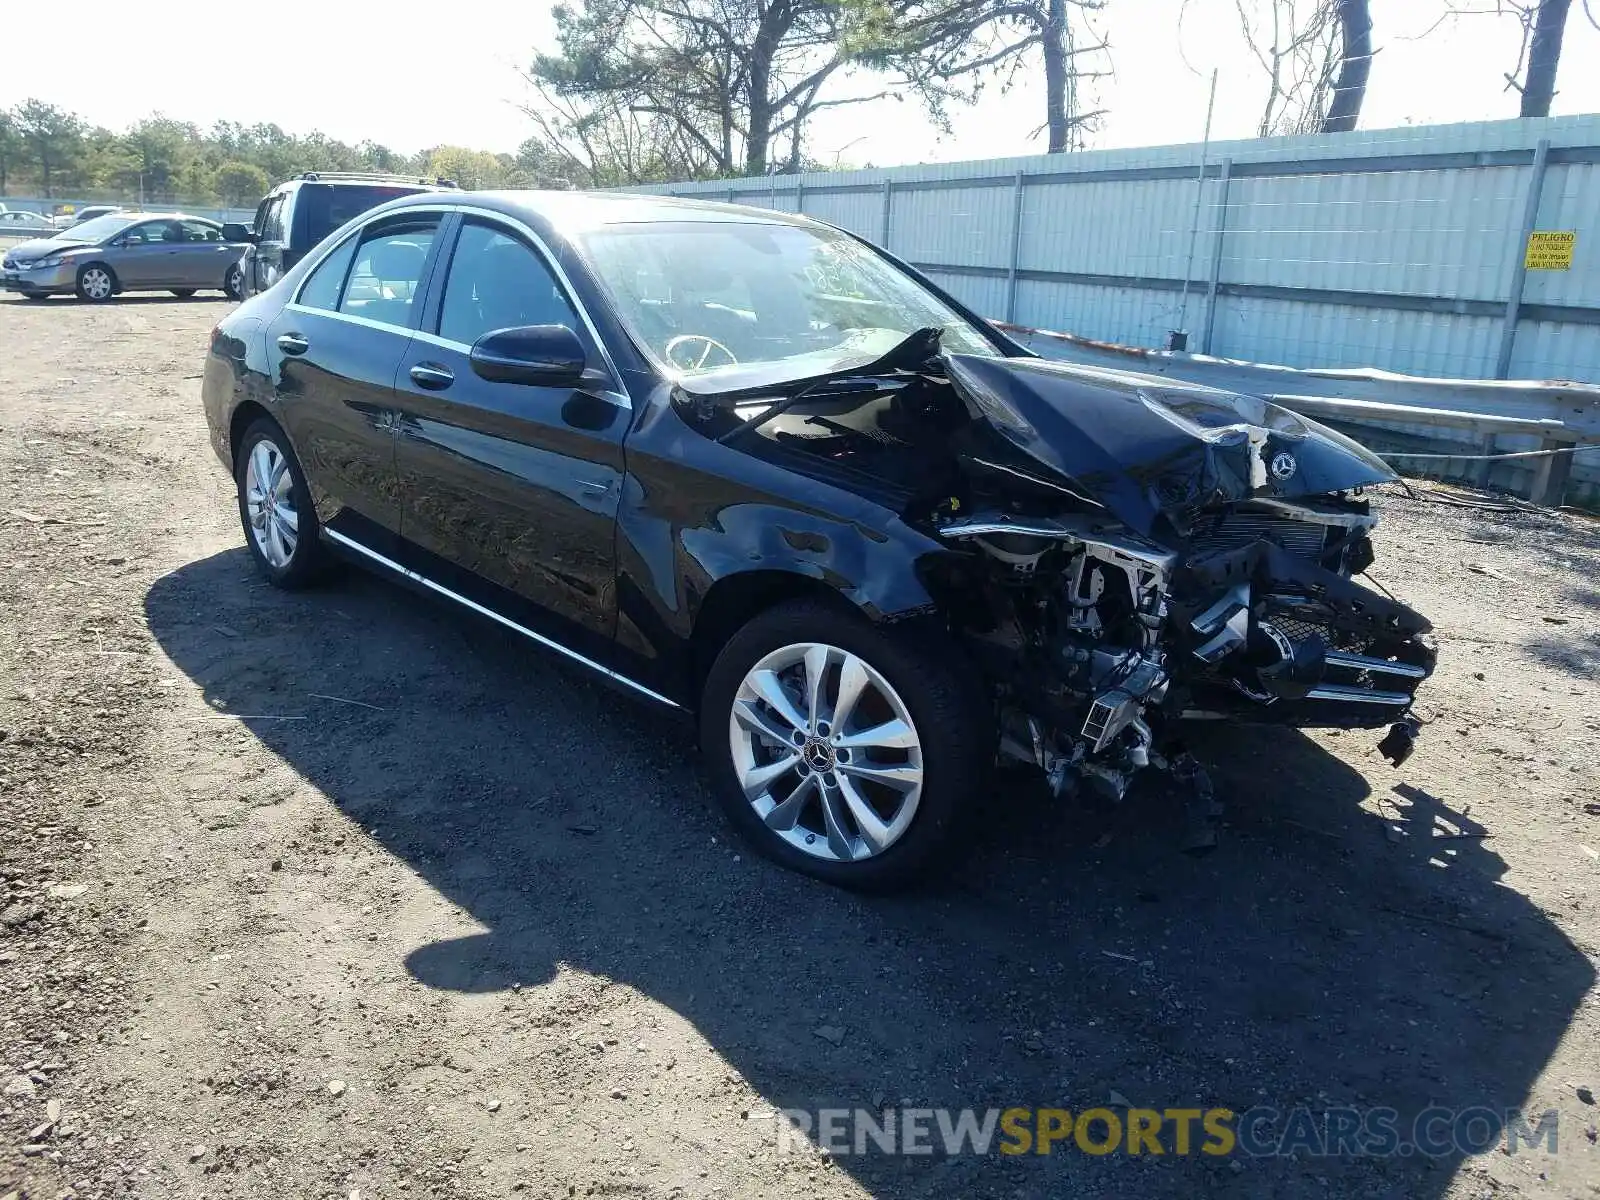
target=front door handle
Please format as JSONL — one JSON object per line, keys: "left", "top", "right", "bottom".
{"left": 277, "top": 332, "right": 309, "bottom": 356}
{"left": 409, "top": 363, "right": 454, "bottom": 391}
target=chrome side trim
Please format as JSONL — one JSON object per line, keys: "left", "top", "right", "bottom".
{"left": 1323, "top": 651, "right": 1429, "bottom": 679}
{"left": 410, "top": 328, "right": 471, "bottom": 353}
{"left": 284, "top": 302, "right": 404, "bottom": 339}
{"left": 321, "top": 528, "right": 680, "bottom": 709}
{"left": 1305, "top": 684, "right": 1413, "bottom": 706}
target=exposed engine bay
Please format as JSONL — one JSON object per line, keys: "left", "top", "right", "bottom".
{"left": 676, "top": 333, "right": 1436, "bottom": 839}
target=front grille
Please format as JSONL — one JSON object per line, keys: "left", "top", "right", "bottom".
{"left": 1189, "top": 512, "right": 1330, "bottom": 563}
{"left": 1262, "top": 610, "right": 1366, "bottom": 652}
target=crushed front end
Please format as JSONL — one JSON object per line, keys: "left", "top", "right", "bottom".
{"left": 931, "top": 354, "right": 1436, "bottom": 832}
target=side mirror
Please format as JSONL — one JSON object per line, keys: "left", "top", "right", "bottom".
{"left": 221, "top": 223, "right": 257, "bottom": 244}
{"left": 470, "top": 325, "right": 587, "bottom": 387}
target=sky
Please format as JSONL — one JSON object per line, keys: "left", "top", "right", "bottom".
{"left": 1, "top": 0, "right": 1598, "bottom": 166}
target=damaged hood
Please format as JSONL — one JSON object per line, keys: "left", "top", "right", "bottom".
{"left": 946, "top": 354, "right": 1397, "bottom": 536}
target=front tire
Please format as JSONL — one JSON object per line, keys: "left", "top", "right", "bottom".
{"left": 235, "top": 419, "right": 329, "bottom": 589}
{"left": 74, "top": 263, "right": 116, "bottom": 302}
{"left": 171, "top": 288, "right": 197, "bottom": 298}
{"left": 224, "top": 262, "right": 243, "bottom": 301}
{"left": 699, "top": 599, "right": 990, "bottom": 891}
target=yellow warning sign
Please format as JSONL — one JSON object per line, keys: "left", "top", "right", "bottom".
{"left": 1525, "top": 230, "right": 1576, "bottom": 270}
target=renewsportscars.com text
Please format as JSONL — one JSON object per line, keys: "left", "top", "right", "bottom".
{"left": 775, "top": 1106, "right": 1561, "bottom": 1159}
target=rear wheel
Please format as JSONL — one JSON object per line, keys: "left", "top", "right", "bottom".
{"left": 234, "top": 418, "right": 330, "bottom": 589}
{"left": 21, "top": 293, "right": 49, "bottom": 302}
{"left": 699, "top": 599, "right": 990, "bottom": 891}
{"left": 170, "top": 288, "right": 197, "bottom": 298}
{"left": 74, "top": 264, "right": 115, "bottom": 302}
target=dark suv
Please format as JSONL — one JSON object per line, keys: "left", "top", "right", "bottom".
{"left": 229, "top": 172, "right": 458, "bottom": 299}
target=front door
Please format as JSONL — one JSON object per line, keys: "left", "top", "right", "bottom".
{"left": 264, "top": 213, "right": 444, "bottom": 545}
{"left": 392, "top": 215, "right": 628, "bottom": 654}
{"left": 109, "top": 219, "right": 177, "bottom": 287}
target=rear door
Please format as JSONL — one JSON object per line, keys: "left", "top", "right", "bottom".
{"left": 264, "top": 211, "right": 445, "bottom": 546}
{"left": 174, "top": 219, "right": 236, "bottom": 288}
{"left": 392, "top": 213, "right": 628, "bottom": 653}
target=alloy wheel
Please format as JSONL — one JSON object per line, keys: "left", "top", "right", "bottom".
{"left": 243, "top": 438, "right": 300, "bottom": 568}
{"left": 728, "top": 641, "right": 924, "bottom": 862}
{"left": 226, "top": 263, "right": 243, "bottom": 298}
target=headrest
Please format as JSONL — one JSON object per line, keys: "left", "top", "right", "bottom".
{"left": 369, "top": 239, "right": 426, "bottom": 282}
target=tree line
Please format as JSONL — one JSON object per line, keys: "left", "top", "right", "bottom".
{"left": 0, "top": 104, "right": 582, "bottom": 204}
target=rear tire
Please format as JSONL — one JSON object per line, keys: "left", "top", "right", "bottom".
{"left": 235, "top": 418, "right": 330, "bottom": 590}
{"left": 21, "top": 293, "right": 49, "bottom": 302}
{"left": 74, "top": 263, "right": 116, "bottom": 302}
{"left": 699, "top": 598, "right": 990, "bottom": 891}
{"left": 170, "top": 288, "right": 197, "bottom": 298}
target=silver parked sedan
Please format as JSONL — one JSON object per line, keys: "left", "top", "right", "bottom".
{"left": 1, "top": 212, "right": 250, "bottom": 302}
{"left": 0, "top": 210, "right": 56, "bottom": 235}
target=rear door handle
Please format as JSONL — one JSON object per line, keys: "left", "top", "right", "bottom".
{"left": 276, "top": 333, "right": 309, "bottom": 356}
{"left": 409, "top": 363, "right": 454, "bottom": 391}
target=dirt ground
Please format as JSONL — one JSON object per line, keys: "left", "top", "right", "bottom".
{"left": 1, "top": 294, "right": 1598, "bottom": 1200}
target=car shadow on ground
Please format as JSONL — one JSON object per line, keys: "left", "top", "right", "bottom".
{"left": 145, "top": 548, "right": 1594, "bottom": 1199}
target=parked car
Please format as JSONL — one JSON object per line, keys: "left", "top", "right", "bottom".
{"left": 2, "top": 212, "right": 251, "bottom": 301}
{"left": 228, "top": 171, "right": 458, "bottom": 299}
{"left": 51, "top": 204, "right": 124, "bottom": 230}
{"left": 0, "top": 209, "right": 55, "bottom": 235}
{"left": 200, "top": 191, "right": 1436, "bottom": 890}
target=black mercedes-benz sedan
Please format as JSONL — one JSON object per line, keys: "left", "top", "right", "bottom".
{"left": 200, "top": 190, "right": 1435, "bottom": 890}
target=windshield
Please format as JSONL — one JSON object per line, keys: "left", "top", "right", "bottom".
{"left": 575, "top": 220, "right": 1000, "bottom": 381}
{"left": 53, "top": 213, "right": 138, "bottom": 244}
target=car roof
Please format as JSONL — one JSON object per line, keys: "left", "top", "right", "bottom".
{"left": 101, "top": 212, "right": 216, "bottom": 224}
{"left": 380, "top": 188, "right": 821, "bottom": 234}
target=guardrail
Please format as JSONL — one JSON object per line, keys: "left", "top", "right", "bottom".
{"left": 997, "top": 321, "right": 1600, "bottom": 508}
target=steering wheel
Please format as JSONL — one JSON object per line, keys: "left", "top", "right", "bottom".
{"left": 665, "top": 334, "right": 739, "bottom": 371}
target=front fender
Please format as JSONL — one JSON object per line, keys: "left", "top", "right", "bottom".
{"left": 613, "top": 397, "right": 950, "bottom": 702}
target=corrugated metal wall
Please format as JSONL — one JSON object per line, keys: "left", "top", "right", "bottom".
{"left": 626, "top": 116, "right": 1600, "bottom": 384}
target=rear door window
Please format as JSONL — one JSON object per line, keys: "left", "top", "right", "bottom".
{"left": 258, "top": 195, "right": 287, "bottom": 243}
{"left": 339, "top": 219, "right": 439, "bottom": 330}
{"left": 298, "top": 235, "right": 359, "bottom": 312}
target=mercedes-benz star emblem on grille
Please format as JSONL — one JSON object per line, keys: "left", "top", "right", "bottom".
{"left": 1269, "top": 451, "right": 1298, "bottom": 481}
